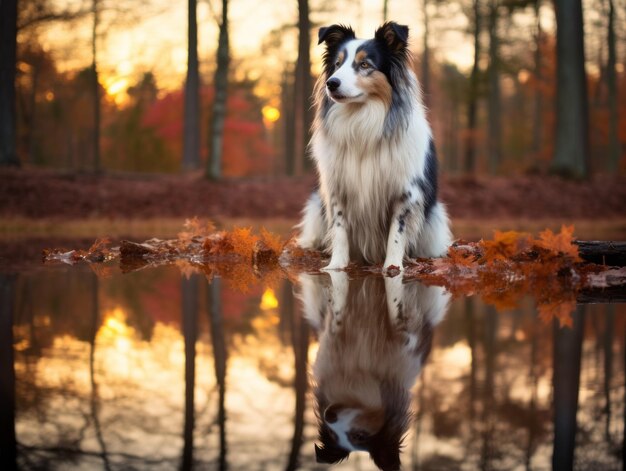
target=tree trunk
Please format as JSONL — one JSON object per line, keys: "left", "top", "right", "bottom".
{"left": 293, "top": 0, "right": 311, "bottom": 177}
{"left": 464, "top": 0, "right": 481, "bottom": 175}
{"left": 552, "top": 0, "right": 589, "bottom": 178}
{"left": 606, "top": 0, "right": 619, "bottom": 172}
{"left": 183, "top": 0, "right": 200, "bottom": 172}
{"left": 208, "top": 0, "right": 229, "bottom": 180}
{"left": 91, "top": 0, "right": 101, "bottom": 173}
{"left": 487, "top": 0, "right": 501, "bottom": 174}
{"left": 421, "top": 0, "right": 430, "bottom": 106}
{"left": 0, "top": 0, "right": 20, "bottom": 167}
{"left": 531, "top": 0, "right": 543, "bottom": 165}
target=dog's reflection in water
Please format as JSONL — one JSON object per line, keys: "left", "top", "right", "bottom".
{"left": 297, "top": 273, "right": 450, "bottom": 471}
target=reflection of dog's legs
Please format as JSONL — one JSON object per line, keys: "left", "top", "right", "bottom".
{"left": 385, "top": 275, "right": 405, "bottom": 324}
{"left": 328, "top": 271, "right": 348, "bottom": 334}
{"left": 384, "top": 276, "right": 418, "bottom": 350}
{"left": 298, "top": 274, "right": 326, "bottom": 332}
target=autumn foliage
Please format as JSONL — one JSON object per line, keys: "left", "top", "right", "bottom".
{"left": 44, "top": 222, "right": 623, "bottom": 326}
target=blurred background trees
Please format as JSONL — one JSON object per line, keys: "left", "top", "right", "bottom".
{"left": 1, "top": 0, "right": 625, "bottom": 178}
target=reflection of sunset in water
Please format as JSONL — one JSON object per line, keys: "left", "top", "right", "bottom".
{"left": 9, "top": 266, "right": 626, "bottom": 470}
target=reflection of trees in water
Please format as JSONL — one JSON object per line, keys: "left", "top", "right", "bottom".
{"left": 7, "top": 270, "right": 626, "bottom": 470}
{"left": 208, "top": 277, "right": 227, "bottom": 470}
{"left": 411, "top": 299, "right": 624, "bottom": 471}
{"left": 0, "top": 274, "right": 17, "bottom": 469}
{"left": 181, "top": 274, "right": 198, "bottom": 470}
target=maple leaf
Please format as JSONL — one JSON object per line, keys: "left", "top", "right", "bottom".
{"left": 447, "top": 246, "right": 478, "bottom": 268}
{"left": 534, "top": 225, "right": 581, "bottom": 262}
{"left": 479, "top": 230, "right": 531, "bottom": 264}
{"left": 537, "top": 300, "right": 575, "bottom": 328}
{"left": 229, "top": 227, "right": 260, "bottom": 261}
{"left": 260, "top": 227, "right": 284, "bottom": 254}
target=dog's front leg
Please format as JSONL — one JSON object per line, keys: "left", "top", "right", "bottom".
{"left": 323, "top": 200, "right": 350, "bottom": 271}
{"left": 384, "top": 193, "right": 425, "bottom": 274}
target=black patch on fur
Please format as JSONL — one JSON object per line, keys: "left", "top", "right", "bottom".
{"left": 420, "top": 140, "right": 438, "bottom": 219}
{"left": 318, "top": 24, "right": 356, "bottom": 119}
{"left": 373, "top": 22, "right": 412, "bottom": 135}
{"left": 315, "top": 429, "right": 350, "bottom": 464}
{"left": 397, "top": 207, "right": 410, "bottom": 234}
{"left": 408, "top": 139, "right": 438, "bottom": 220}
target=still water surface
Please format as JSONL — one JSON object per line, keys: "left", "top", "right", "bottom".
{"left": 1, "top": 257, "right": 625, "bottom": 470}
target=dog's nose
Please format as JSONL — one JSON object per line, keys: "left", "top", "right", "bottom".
{"left": 326, "top": 78, "right": 341, "bottom": 92}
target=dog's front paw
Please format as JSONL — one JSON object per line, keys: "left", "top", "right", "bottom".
{"left": 383, "top": 260, "right": 404, "bottom": 277}
{"left": 322, "top": 248, "right": 350, "bottom": 271}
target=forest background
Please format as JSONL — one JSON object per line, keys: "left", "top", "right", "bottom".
{"left": 0, "top": 0, "right": 625, "bottom": 239}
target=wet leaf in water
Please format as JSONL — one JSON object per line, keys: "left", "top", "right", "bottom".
{"left": 42, "top": 222, "right": 624, "bottom": 324}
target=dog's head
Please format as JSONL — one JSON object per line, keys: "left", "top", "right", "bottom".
{"left": 314, "top": 382, "right": 410, "bottom": 471}
{"left": 318, "top": 22, "right": 410, "bottom": 105}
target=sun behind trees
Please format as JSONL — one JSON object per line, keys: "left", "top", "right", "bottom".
{"left": 1, "top": 0, "right": 624, "bottom": 176}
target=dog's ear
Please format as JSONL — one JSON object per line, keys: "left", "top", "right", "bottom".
{"left": 374, "top": 22, "right": 409, "bottom": 52}
{"left": 314, "top": 443, "right": 350, "bottom": 464}
{"left": 370, "top": 446, "right": 401, "bottom": 471}
{"left": 318, "top": 24, "right": 356, "bottom": 47}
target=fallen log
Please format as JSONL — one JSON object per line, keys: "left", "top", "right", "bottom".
{"left": 574, "top": 240, "right": 626, "bottom": 266}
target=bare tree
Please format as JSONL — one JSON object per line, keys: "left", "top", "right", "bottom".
{"left": 183, "top": 0, "right": 200, "bottom": 172}
{"left": 552, "top": 0, "right": 589, "bottom": 178}
{"left": 91, "top": 0, "right": 101, "bottom": 173}
{"left": 606, "top": 0, "right": 619, "bottom": 172}
{"left": 421, "top": 0, "right": 431, "bottom": 105}
{"left": 464, "top": 0, "right": 481, "bottom": 174}
{"left": 293, "top": 0, "right": 311, "bottom": 177}
{"left": 0, "top": 0, "right": 20, "bottom": 167}
{"left": 208, "top": 0, "right": 229, "bottom": 180}
{"left": 486, "top": 0, "right": 501, "bottom": 174}
{"left": 531, "top": 0, "right": 543, "bottom": 165}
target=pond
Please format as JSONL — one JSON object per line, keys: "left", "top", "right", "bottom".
{"left": 1, "top": 238, "right": 625, "bottom": 471}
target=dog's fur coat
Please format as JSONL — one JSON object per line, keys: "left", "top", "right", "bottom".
{"left": 297, "top": 22, "right": 452, "bottom": 271}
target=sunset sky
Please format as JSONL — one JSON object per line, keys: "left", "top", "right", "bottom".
{"left": 31, "top": 0, "right": 556, "bottom": 105}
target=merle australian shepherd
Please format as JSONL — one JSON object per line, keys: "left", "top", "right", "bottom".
{"left": 298, "top": 273, "right": 450, "bottom": 470}
{"left": 297, "top": 22, "right": 451, "bottom": 271}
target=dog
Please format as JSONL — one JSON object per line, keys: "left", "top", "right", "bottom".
{"left": 297, "top": 22, "right": 452, "bottom": 272}
{"left": 297, "top": 272, "right": 450, "bottom": 470}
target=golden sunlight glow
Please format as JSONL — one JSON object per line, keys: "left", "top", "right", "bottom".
{"left": 98, "top": 307, "right": 135, "bottom": 353}
{"left": 261, "top": 105, "right": 280, "bottom": 123}
{"left": 260, "top": 288, "right": 279, "bottom": 310}
{"left": 105, "top": 77, "right": 129, "bottom": 104}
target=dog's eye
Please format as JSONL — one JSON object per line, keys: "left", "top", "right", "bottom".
{"left": 335, "top": 60, "right": 341, "bottom": 67}
{"left": 359, "top": 61, "right": 370, "bottom": 69}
